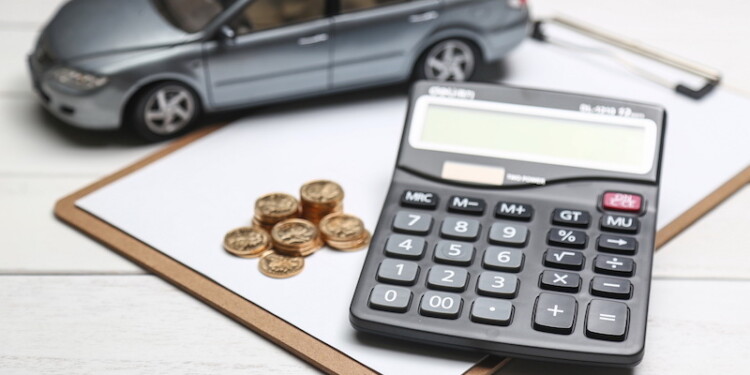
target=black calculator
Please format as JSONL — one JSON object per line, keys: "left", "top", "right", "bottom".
{"left": 350, "top": 81, "right": 666, "bottom": 366}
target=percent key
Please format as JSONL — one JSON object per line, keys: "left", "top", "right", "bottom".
{"left": 548, "top": 228, "right": 588, "bottom": 249}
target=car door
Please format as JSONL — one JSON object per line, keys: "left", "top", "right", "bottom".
{"left": 331, "top": 0, "right": 441, "bottom": 88}
{"left": 204, "top": 0, "right": 331, "bottom": 108}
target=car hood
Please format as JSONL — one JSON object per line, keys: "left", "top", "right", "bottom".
{"left": 42, "top": 0, "right": 192, "bottom": 62}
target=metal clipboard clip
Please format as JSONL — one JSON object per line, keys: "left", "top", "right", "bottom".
{"left": 531, "top": 16, "right": 722, "bottom": 100}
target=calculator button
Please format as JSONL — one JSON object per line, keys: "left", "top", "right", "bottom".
{"left": 434, "top": 241, "right": 474, "bottom": 266}
{"left": 602, "top": 192, "right": 643, "bottom": 213}
{"left": 419, "top": 291, "right": 463, "bottom": 319}
{"left": 600, "top": 214, "right": 639, "bottom": 234}
{"left": 591, "top": 277, "right": 632, "bottom": 300}
{"left": 585, "top": 300, "right": 629, "bottom": 341}
{"left": 477, "top": 272, "right": 518, "bottom": 298}
{"left": 384, "top": 234, "right": 426, "bottom": 259}
{"left": 597, "top": 235, "right": 637, "bottom": 255}
{"left": 495, "top": 202, "right": 534, "bottom": 221}
{"left": 540, "top": 270, "right": 581, "bottom": 293}
{"left": 594, "top": 255, "right": 635, "bottom": 276}
{"left": 377, "top": 259, "right": 420, "bottom": 286}
{"left": 551, "top": 209, "right": 591, "bottom": 228}
{"left": 483, "top": 247, "right": 524, "bottom": 272}
{"left": 427, "top": 266, "right": 469, "bottom": 292}
{"left": 369, "top": 285, "right": 412, "bottom": 313}
{"left": 488, "top": 223, "right": 528, "bottom": 247}
{"left": 440, "top": 217, "right": 481, "bottom": 241}
{"left": 543, "top": 249, "right": 585, "bottom": 270}
{"left": 471, "top": 298, "right": 513, "bottom": 326}
{"left": 400, "top": 190, "right": 438, "bottom": 210}
{"left": 547, "top": 228, "right": 587, "bottom": 249}
{"left": 448, "top": 196, "right": 486, "bottom": 215}
{"left": 533, "top": 293, "right": 577, "bottom": 334}
{"left": 393, "top": 211, "right": 433, "bottom": 235}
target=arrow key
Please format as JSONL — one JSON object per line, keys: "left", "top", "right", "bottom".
{"left": 597, "top": 235, "right": 637, "bottom": 255}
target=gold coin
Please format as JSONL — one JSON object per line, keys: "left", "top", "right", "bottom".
{"left": 300, "top": 180, "right": 344, "bottom": 204}
{"left": 259, "top": 251, "right": 304, "bottom": 279}
{"left": 327, "top": 230, "right": 371, "bottom": 252}
{"left": 223, "top": 226, "right": 271, "bottom": 258}
{"left": 255, "top": 193, "right": 299, "bottom": 220}
{"left": 319, "top": 213, "right": 366, "bottom": 242}
{"left": 271, "top": 218, "right": 323, "bottom": 256}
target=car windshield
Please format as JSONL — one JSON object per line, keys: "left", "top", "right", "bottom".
{"left": 153, "top": 0, "right": 238, "bottom": 33}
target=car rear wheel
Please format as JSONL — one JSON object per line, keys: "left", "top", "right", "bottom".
{"left": 130, "top": 82, "right": 199, "bottom": 142}
{"left": 418, "top": 39, "right": 478, "bottom": 82}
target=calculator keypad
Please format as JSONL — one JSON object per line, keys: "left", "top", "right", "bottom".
{"left": 540, "top": 270, "right": 581, "bottom": 293}
{"left": 533, "top": 293, "right": 577, "bottom": 334}
{"left": 427, "top": 266, "right": 469, "bottom": 292}
{"left": 547, "top": 228, "right": 587, "bottom": 249}
{"left": 471, "top": 298, "right": 513, "bottom": 326}
{"left": 448, "top": 196, "right": 486, "bottom": 215}
{"left": 585, "top": 300, "right": 629, "bottom": 341}
{"left": 488, "top": 222, "right": 528, "bottom": 246}
{"left": 483, "top": 247, "right": 524, "bottom": 272}
{"left": 384, "top": 234, "right": 426, "bottom": 259}
{"left": 420, "top": 291, "right": 462, "bottom": 319}
{"left": 477, "top": 271, "right": 519, "bottom": 298}
{"left": 543, "top": 248, "right": 585, "bottom": 270}
{"left": 434, "top": 241, "right": 474, "bottom": 265}
{"left": 369, "top": 285, "right": 412, "bottom": 312}
{"left": 440, "top": 217, "right": 481, "bottom": 241}
{"left": 377, "top": 259, "right": 420, "bottom": 285}
{"left": 594, "top": 255, "right": 635, "bottom": 276}
{"left": 495, "top": 202, "right": 534, "bottom": 221}
{"left": 393, "top": 211, "right": 433, "bottom": 234}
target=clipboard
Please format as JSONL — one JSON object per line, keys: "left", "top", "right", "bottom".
{"left": 54, "top": 122, "right": 749, "bottom": 374}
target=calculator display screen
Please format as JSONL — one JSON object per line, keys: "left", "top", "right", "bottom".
{"left": 409, "top": 97, "right": 658, "bottom": 175}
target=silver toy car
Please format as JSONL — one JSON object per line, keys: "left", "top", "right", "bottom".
{"left": 29, "top": 0, "right": 528, "bottom": 141}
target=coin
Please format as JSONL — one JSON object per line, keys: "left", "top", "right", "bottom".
{"left": 223, "top": 226, "right": 271, "bottom": 258}
{"left": 319, "top": 213, "right": 370, "bottom": 251}
{"left": 258, "top": 251, "right": 304, "bottom": 279}
{"left": 254, "top": 193, "right": 300, "bottom": 230}
{"left": 271, "top": 218, "right": 324, "bottom": 257}
{"left": 300, "top": 180, "right": 344, "bottom": 224}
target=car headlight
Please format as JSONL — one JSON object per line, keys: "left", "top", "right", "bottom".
{"left": 51, "top": 67, "right": 108, "bottom": 91}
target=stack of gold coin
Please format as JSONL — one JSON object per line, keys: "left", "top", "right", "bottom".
{"left": 300, "top": 180, "right": 344, "bottom": 224}
{"left": 223, "top": 226, "right": 272, "bottom": 258}
{"left": 319, "top": 213, "right": 371, "bottom": 251}
{"left": 253, "top": 193, "right": 300, "bottom": 231}
{"left": 271, "top": 218, "right": 324, "bottom": 257}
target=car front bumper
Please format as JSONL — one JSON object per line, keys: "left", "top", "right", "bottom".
{"left": 28, "top": 55, "right": 123, "bottom": 130}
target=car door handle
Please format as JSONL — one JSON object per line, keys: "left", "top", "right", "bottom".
{"left": 298, "top": 33, "right": 329, "bottom": 46}
{"left": 409, "top": 10, "right": 439, "bottom": 23}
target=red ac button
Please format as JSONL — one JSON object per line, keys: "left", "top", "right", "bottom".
{"left": 602, "top": 192, "right": 643, "bottom": 213}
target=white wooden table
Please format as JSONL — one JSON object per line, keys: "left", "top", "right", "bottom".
{"left": 2, "top": 1, "right": 748, "bottom": 373}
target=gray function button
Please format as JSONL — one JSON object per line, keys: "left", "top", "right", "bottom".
{"left": 551, "top": 209, "right": 591, "bottom": 228}
{"left": 540, "top": 270, "right": 581, "bottom": 293}
{"left": 543, "top": 249, "right": 585, "bottom": 270}
{"left": 477, "top": 271, "right": 518, "bottom": 298}
{"left": 369, "top": 285, "right": 412, "bottom": 313}
{"left": 427, "top": 266, "right": 469, "bottom": 292}
{"left": 420, "top": 291, "right": 463, "bottom": 319}
{"left": 488, "top": 222, "right": 528, "bottom": 247}
{"left": 393, "top": 211, "right": 433, "bottom": 235}
{"left": 483, "top": 247, "right": 524, "bottom": 272}
{"left": 597, "top": 235, "right": 638, "bottom": 254}
{"left": 591, "top": 277, "right": 632, "bottom": 300}
{"left": 441, "top": 217, "right": 481, "bottom": 241}
{"left": 471, "top": 298, "right": 513, "bottom": 326}
{"left": 495, "top": 201, "right": 533, "bottom": 221}
{"left": 434, "top": 241, "right": 474, "bottom": 266}
{"left": 601, "top": 214, "right": 639, "bottom": 234}
{"left": 586, "top": 300, "right": 629, "bottom": 341}
{"left": 547, "top": 228, "right": 587, "bottom": 249}
{"left": 377, "top": 259, "right": 420, "bottom": 286}
{"left": 448, "top": 196, "right": 485, "bottom": 215}
{"left": 400, "top": 190, "right": 438, "bottom": 209}
{"left": 533, "top": 293, "right": 577, "bottom": 334}
{"left": 594, "top": 255, "right": 635, "bottom": 277}
{"left": 384, "top": 234, "right": 426, "bottom": 259}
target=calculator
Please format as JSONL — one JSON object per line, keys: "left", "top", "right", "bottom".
{"left": 349, "top": 81, "right": 666, "bottom": 366}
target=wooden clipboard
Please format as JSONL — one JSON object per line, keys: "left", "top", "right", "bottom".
{"left": 54, "top": 125, "right": 750, "bottom": 375}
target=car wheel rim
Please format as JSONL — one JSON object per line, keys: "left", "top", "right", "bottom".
{"left": 143, "top": 86, "right": 196, "bottom": 135}
{"left": 424, "top": 40, "right": 475, "bottom": 82}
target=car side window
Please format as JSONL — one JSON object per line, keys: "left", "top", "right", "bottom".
{"left": 339, "top": 0, "right": 412, "bottom": 14}
{"left": 231, "top": 0, "right": 327, "bottom": 35}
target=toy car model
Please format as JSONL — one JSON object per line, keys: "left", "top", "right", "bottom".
{"left": 29, "top": 0, "right": 529, "bottom": 141}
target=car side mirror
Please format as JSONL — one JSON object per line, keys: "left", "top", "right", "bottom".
{"left": 218, "top": 25, "right": 236, "bottom": 44}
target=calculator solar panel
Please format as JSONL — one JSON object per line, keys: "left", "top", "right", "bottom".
{"left": 350, "top": 82, "right": 666, "bottom": 367}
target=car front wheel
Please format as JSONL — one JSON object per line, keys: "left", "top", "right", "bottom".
{"left": 418, "top": 39, "right": 478, "bottom": 82}
{"left": 130, "top": 82, "right": 199, "bottom": 142}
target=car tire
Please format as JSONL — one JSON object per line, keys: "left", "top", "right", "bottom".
{"left": 129, "top": 82, "right": 200, "bottom": 142}
{"left": 416, "top": 39, "right": 482, "bottom": 82}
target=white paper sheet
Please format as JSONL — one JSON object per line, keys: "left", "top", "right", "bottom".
{"left": 77, "top": 39, "right": 750, "bottom": 375}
